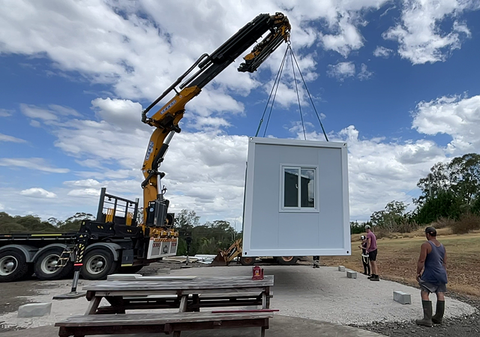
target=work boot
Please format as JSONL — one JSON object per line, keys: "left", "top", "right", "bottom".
{"left": 370, "top": 275, "right": 379, "bottom": 281}
{"left": 432, "top": 300, "right": 445, "bottom": 324}
{"left": 416, "top": 300, "right": 433, "bottom": 327}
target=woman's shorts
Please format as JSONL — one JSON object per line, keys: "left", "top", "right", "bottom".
{"left": 419, "top": 279, "right": 447, "bottom": 293}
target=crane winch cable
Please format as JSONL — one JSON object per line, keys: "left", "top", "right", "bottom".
{"left": 254, "top": 43, "right": 329, "bottom": 142}
{"left": 254, "top": 46, "right": 289, "bottom": 137}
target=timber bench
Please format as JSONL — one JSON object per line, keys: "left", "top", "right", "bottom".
{"left": 55, "top": 311, "right": 274, "bottom": 337}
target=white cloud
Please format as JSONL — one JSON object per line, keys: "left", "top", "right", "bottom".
{"left": 91, "top": 98, "right": 145, "bottom": 132}
{"left": 0, "top": 158, "right": 69, "bottom": 173}
{"left": 20, "top": 188, "right": 57, "bottom": 198}
{"left": 67, "top": 188, "right": 101, "bottom": 197}
{"left": 64, "top": 179, "right": 102, "bottom": 188}
{"left": 0, "top": 133, "right": 26, "bottom": 143}
{"left": 20, "top": 104, "right": 57, "bottom": 121}
{"left": 358, "top": 63, "right": 373, "bottom": 80}
{"left": 327, "top": 62, "right": 356, "bottom": 81}
{"left": 383, "top": 0, "right": 477, "bottom": 64}
{"left": 0, "top": 109, "right": 13, "bottom": 117}
{"left": 319, "top": 13, "right": 365, "bottom": 57}
{"left": 373, "top": 46, "right": 393, "bottom": 58}
{"left": 412, "top": 94, "right": 480, "bottom": 154}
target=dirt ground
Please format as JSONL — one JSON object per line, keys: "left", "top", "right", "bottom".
{"left": 322, "top": 231, "right": 480, "bottom": 298}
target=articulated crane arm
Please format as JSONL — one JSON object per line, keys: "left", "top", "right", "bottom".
{"left": 140, "top": 13, "right": 290, "bottom": 230}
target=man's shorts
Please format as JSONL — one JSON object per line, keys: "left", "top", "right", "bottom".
{"left": 419, "top": 279, "right": 447, "bottom": 293}
{"left": 368, "top": 249, "right": 378, "bottom": 261}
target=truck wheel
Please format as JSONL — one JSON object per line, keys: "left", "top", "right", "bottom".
{"left": 34, "top": 246, "right": 74, "bottom": 280}
{"left": 118, "top": 266, "right": 143, "bottom": 274}
{"left": 81, "top": 249, "right": 118, "bottom": 280}
{"left": 240, "top": 257, "right": 256, "bottom": 266}
{"left": 0, "top": 249, "right": 29, "bottom": 282}
{"left": 275, "top": 256, "right": 298, "bottom": 265}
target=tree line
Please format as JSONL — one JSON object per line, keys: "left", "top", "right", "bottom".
{"left": 0, "top": 209, "right": 239, "bottom": 256}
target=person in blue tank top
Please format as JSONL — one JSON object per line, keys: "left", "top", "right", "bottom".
{"left": 415, "top": 226, "right": 448, "bottom": 327}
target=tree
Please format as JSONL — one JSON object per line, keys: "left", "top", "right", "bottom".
{"left": 415, "top": 190, "right": 462, "bottom": 224}
{"left": 415, "top": 162, "right": 450, "bottom": 206}
{"left": 58, "top": 212, "right": 95, "bottom": 232}
{"left": 415, "top": 153, "right": 480, "bottom": 218}
{"left": 175, "top": 210, "right": 201, "bottom": 255}
{"left": 448, "top": 153, "right": 480, "bottom": 207}
{"left": 370, "top": 201, "right": 413, "bottom": 232}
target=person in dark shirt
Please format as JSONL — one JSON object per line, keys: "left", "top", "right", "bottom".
{"left": 416, "top": 226, "right": 448, "bottom": 327}
{"left": 358, "top": 235, "right": 370, "bottom": 276}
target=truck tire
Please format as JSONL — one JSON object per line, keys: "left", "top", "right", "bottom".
{"left": 118, "top": 265, "right": 143, "bottom": 274}
{"left": 34, "top": 246, "right": 74, "bottom": 281}
{"left": 275, "top": 256, "right": 298, "bottom": 265}
{"left": 0, "top": 249, "right": 29, "bottom": 282}
{"left": 81, "top": 248, "right": 118, "bottom": 280}
{"left": 240, "top": 256, "right": 256, "bottom": 266}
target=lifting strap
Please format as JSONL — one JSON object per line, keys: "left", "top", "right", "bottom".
{"left": 255, "top": 43, "right": 329, "bottom": 142}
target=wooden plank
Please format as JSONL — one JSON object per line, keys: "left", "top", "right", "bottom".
{"left": 58, "top": 317, "right": 270, "bottom": 337}
{"left": 55, "top": 312, "right": 274, "bottom": 327}
{"left": 83, "top": 275, "right": 274, "bottom": 292}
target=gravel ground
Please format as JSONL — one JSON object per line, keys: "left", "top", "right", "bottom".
{"left": 353, "top": 290, "right": 480, "bottom": 337}
{"left": 0, "top": 261, "right": 478, "bottom": 337}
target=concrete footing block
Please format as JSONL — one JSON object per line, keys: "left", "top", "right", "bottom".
{"left": 338, "top": 266, "right": 345, "bottom": 272}
{"left": 346, "top": 270, "right": 357, "bottom": 279}
{"left": 393, "top": 291, "right": 411, "bottom": 304}
{"left": 18, "top": 303, "right": 52, "bottom": 318}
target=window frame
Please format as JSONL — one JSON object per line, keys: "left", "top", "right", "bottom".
{"left": 280, "top": 165, "right": 318, "bottom": 212}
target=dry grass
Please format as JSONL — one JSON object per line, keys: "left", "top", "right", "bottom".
{"left": 323, "top": 231, "right": 480, "bottom": 298}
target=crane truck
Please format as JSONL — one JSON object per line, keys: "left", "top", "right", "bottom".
{"left": 0, "top": 12, "right": 292, "bottom": 282}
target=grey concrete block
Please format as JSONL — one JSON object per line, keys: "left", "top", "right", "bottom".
{"left": 338, "top": 266, "right": 345, "bottom": 272}
{"left": 346, "top": 270, "right": 357, "bottom": 279}
{"left": 393, "top": 291, "right": 411, "bottom": 304}
{"left": 18, "top": 303, "right": 52, "bottom": 318}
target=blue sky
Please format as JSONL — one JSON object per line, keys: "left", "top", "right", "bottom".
{"left": 1, "top": 0, "right": 480, "bottom": 229}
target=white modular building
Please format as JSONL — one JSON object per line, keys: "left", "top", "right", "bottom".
{"left": 242, "top": 137, "right": 351, "bottom": 258}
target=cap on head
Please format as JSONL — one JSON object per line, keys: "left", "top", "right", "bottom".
{"left": 360, "top": 235, "right": 366, "bottom": 240}
{"left": 365, "top": 225, "right": 371, "bottom": 230}
{"left": 425, "top": 226, "right": 437, "bottom": 236}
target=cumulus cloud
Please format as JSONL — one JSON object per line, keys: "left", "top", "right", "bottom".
{"left": 358, "top": 63, "right": 373, "bottom": 80}
{"left": 336, "top": 125, "right": 446, "bottom": 217}
{"left": 327, "top": 62, "right": 356, "bottom": 81}
{"left": 383, "top": 0, "right": 477, "bottom": 64}
{"left": 91, "top": 98, "right": 145, "bottom": 132}
{"left": 20, "top": 188, "right": 57, "bottom": 198}
{"left": 373, "top": 46, "right": 393, "bottom": 58}
{"left": 67, "top": 188, "right": 101, "bottom": 197}
{"left": 412, "top": 95, "right": 480, "bottom": 154}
